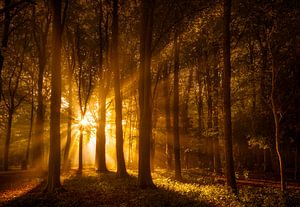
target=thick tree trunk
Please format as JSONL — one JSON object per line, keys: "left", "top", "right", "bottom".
{"left": 46, "top": 0, "right": 62, "bottom": 192}
{"left": 95, "top": 0, "right": 108, "bottom": 172}
{"left": 173, "top": 30, "right": 182, "bottom": 180}
{"left": 223, "top": 0, "right": 237, "bottom": 194}
{"left": 96, "top": 91, "right": 108, "bottom": 172}
{"left": 112, "top": 0, "right": 127, "bottom": 178}
{"left": 138, "top": 0, "right": 155, "bottom": 188}
{"left": 4, "top": 110, "right": 13, "bottom": 171}
{"left": 163, "top": 63, "right": 172, "bottom": 170}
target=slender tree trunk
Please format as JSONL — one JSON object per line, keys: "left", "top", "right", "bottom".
{"left": 270, "top": 52, "right": 286, "bottom": 192}
{"left": 0, "top": 0, "right": 11, "bottom": 99}
{"left": 295, "top": 144, "right": 298, "bottom": 180}
{"left": 205, "top": 55, "right": 213, "bottom": 170}
{"left": 64, "top": 70, "right": 72, "bottom": 170}
{"left": 223, "top": 0, "right": 237, "bottom": 194}
{"left": 4, "top": 110, "right": 13, "bottom": 171}
{"left": 33, "top": 59, "right": 46, "bottom": 170}
{"left": 25, "top": 93, "right": 34, "bottom": 169}
{"left": 196, "top": 66, "right": 204, "bottom": 164}
{"left": 173, "top": 30, "right": 182, "bottom": 180}
{"left": 138, "top": 0, "right": 155, "bottom": 188}
{"left": 46, "top": 0, "right": 62, "bottom": 192}
{"left": 112, "top": 0, "right": 127, "bottom": 178}
{"left": 163, "top": 63, "right": 172, "bottom": 170}
{"left": 213, "top": 67, "right": 221, "bottom": 174}
{"left": 78, "top": 125, "right": 83, "bottom": 172}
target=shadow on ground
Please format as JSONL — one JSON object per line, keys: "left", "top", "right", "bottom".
{"left": 2, "top": 170, "right": 211, "bottom": 207}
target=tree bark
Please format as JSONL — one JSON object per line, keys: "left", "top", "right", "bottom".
{"left": 25, "top": 92, "right": 34, "bottom": 170}
{"left": 46, "top": 0, "right": 62, "bottom": 192}
{"left": 223, "top": 0, "right": 237, "bottom": 194}
{"left": 205, "top": 53, "right": 214, "bottom": 170}
{"left": 112, "top": 0, "right": 127, "bottom": 178}
{"left": 4, "top": 110, "right": 13, "bottom": 171}
{"left": 213, "top": 66, "right": 221, "bottom": 174}
{"left": 163, "top": 63, "right": 172, "bottom": 170}
{"left": 96, "top": 89, "right": 108, "bottom": 172}
{"left": 269, "top": 47, "right": 286, "bottom": 192}
{"left": 0, "top": 0, "right": 11, "bottom": 100}
{"left": 138, "top": 0, "right": 155, "bottom": 188}
{"left": 173, "top": 30, "right": 182, "bottom": 180}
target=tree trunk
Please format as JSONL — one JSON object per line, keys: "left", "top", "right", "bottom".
{"left": 173, "top": 30, "right": 182, "bottom": 180}
{"left": 78, "top": 125, "right": 83, "bottom": 172}
{"left": 4, "top": 110, "right": 13, "bottom": 171}
{"left": 33, "top": 58, "right": 46, "bottom": 170}
{"left": 270, "top": 56, "right": 286, "bottom": 192}
{"left": 112, "top": 0, "right": 127, "bottom": 178}
{"left": 46, "top": 0, "right": 62, "bottom": 192}
{"left": 25, "top": 93, "right": 34, "bottom": 170}
{"left": 163, "top": 63, "right": 172, "bottom": 170}
{"left": 223, "top": 0, "right": 237, "bottom": 194}
{"left": 96, "top": 90, "right": 108, "bottom": 172}
{"left": 63, "top": 70, "right": 72, "bottom": 170}
{"left": 138, "top": 0, "right": 155, "bottom": 188}
{"left": 213, "top": 67, "right": 221, "bottom": 174}
{"left": 0, "top": 0, "right": 11, "bottom": 99}
{"left": 205, "top": 54, "right": 214, "bottom": 170}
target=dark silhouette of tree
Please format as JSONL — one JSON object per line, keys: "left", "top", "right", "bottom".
{"left": 31, "top": 1, "right": 51, "bottom": 171}
{"left": 138, "top": 0, "right": 155, "bottom": 188}
{"left": 112, "top": 0, "right": 127, "bottom": 178}
{"left": 173, "top": 29, "right": 181, "bottom": 180}
{"left": 45, "top": 0, "right": 63, "bottom": 192}
{"left": 223, "top": 0, "right": 237, "bottom": 195}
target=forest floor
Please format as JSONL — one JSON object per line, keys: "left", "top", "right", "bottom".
{"left": 1, "top": 168, "right": 300, "bottom": 207}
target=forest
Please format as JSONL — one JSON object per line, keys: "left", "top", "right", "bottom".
{"left": 0, "top": 0, "right": 299, "bottom": 206}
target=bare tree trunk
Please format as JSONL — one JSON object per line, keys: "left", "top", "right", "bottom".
{"left": 78, "top": 125, "right": 83, "bottom": 172}
{"left": 269, "top": 50, "right": 286, "bottom": 192}
{"left": 205, "top": 54, "right": 214, "bottom": 170}
{"left": 25, "top": 92, "right": 34, "bottom": 170}
{"left": 163, "top": 63, "right": 172, "bottom": 170}
{"left": 112, "top": 0, "right": 127, "bottom": 178}
{"left": 4, "top": 110, "right": 13, "bottom": 171}
{"left": 213, "top": 67, "right": 221, "bottom": 174}
{"left": 63, "top": 70, "right": 72, "bottom": 170}
{"left": 223, "top": 0, "right": 237, "bottom": 194}
{"left": 138, "top": 0, "right": 155, "bottom": 188}
{"left": 96, "top": 89, "right": 108, "bottom": 172}
{"left": 173, "top": 30, "right": 181, "bottom": 180}
{"left": 46, "top": 0, "right": 62, "bottom": 192}
{"left": 0, "top": 0, "right": 11, "bottom": 99}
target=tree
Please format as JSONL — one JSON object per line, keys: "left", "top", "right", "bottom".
{"left": 173, "top": 29, "right": 182, "bottom": 180}
{"left": 163, "top": 62, "right": 172, "bottom": 169}
{"left": 31, "top": 1, "right": 51, "bottom": 170}
{"left": 223, "top": 0, "right": 237, "bottom": 194}
{"left": 112, "top": 0, "right": 127, "bottom": 178}
{"left": 45, "top": 0, "right": 62, "bottom": 192}
{"left": 138, "top": 0, "right": 155, "bottom": 188}
{"left": 2, "top": 38, "right": 28, "bottom": 171}
{"left": 95, "top": 0, "right": 110, "bottom": 172}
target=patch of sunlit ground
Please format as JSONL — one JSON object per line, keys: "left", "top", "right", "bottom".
{"left": 0, "top": 179, "right": 41, "bottom": 204}
{"left": 2, "top": 168, "right": 300, "bottom": 207}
